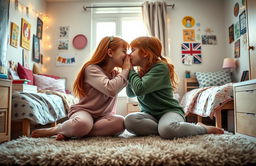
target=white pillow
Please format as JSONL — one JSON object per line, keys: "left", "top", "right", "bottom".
{"left": 33, "top": 74, "right": 66, "bottom": 93}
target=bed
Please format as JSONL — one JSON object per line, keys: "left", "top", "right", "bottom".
{"left": 180, "top": 77, "right": 234, "bottom": 128}
{"left": 9, "top": 62, "right": 78, "bottom": 137}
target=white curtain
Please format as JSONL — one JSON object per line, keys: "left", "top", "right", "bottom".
{"left": 142, "top": 1, "right": 168, "bottom": 56}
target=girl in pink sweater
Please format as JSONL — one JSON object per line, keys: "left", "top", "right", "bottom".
{"left": 31, "top": 36, "right": 131, "bottom": 140}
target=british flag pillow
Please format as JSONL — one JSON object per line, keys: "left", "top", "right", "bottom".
{"left": 195, "top": 70, "right": 232, "bottom": 88}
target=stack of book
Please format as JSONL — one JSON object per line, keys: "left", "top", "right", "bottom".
{"left": 12, "top": 79, "right": 31, "bottom": 84}
{"left": 0, "top": 74, "right": 8, "bottom": 79}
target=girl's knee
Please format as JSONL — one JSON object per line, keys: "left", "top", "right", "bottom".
{"left": 71, "top": 117, "right": 93, "bottom": 137}
{"left": 158, "top": 122, "right": 180, "bottom": 139}
{"left": 112, "top": 116, "right": 125, "bottom": 133}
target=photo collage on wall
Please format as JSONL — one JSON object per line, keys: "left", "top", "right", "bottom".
{"left": 181, "top": 16, "right": 217, "bottom": 66}
{"left": 228, "top": 1, "right": 247, "bottom": 59}
{"left": 56, "top": 26, "right": 76, "bottom": 66}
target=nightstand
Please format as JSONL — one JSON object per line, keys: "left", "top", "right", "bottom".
{"left": 127, "top": 102, "right": 140, "bottom": 115}
{"left": 233, "top": 79, "right": 256, "bottom": 138}
{"left": 12, "top": 84, "right": 37, "bottom": 93}
{"left": 0, "top": 79, "right": 12, "bottom": 143}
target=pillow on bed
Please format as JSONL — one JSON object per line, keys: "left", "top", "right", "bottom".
{"left": 17, "top": 63, "right": 34, "bottom": 85}
{"left": 195, "top": 70, "right": 232, "bottom": 88}
{"left": 33, "top": 74, "right": 66, "bottom": 93}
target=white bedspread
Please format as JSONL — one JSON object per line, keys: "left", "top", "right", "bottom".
{"left": 180, "top": 83, "right": 233, "bottom": 118}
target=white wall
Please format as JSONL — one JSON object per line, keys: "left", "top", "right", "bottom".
{"left": 7, "top": 0, "right": 47, "bottom": 69}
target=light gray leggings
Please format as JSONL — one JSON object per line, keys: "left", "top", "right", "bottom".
{"left": 124, "top": 112, "right": 207, "bottom": 139}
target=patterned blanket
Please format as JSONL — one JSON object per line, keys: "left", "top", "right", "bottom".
{"left": 12, "top": 91, "right": 78, "bottom": 125}
{"left": 180, "top": 83, "right": 233, "bottom": 118}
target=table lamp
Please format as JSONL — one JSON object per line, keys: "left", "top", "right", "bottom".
{"left": 222, "top": 58, "right": 236, "bottom": 76}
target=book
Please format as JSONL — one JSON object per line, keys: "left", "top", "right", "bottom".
{"left": 0, "top": 74, "right": 8, "bottom": 79}
{"left": 12, "top": 79, "right": 31, "bottom": 84}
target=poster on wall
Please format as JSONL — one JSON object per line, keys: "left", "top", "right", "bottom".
{"left": 183, "top": 29, "right": 195, "bottom": 42}
{"left": 10, "top": 22, "right": 19, "bottom": 48}
{"left": 181, "top": 43, "right": 202, "bottom": 64}
{"left": 234, "top": 22, "right": 240, "bottom": 40}
{"left": 59, "top": 26, "right": 69, "bottom": 38}
{"left": 32, "top": 35, "right": 40, "bottom": 63}
{"left": 228, "top": 24, "right": 234, "bottom": 44}
{"left": 20, "top": 18, "right": 31, "bottom": 50}
{"left": 58, "top": 39, "right": 69, "bottom": 50}
{"left": 234, "top": 39, "right": 240, "bottom": 58}
{"left": 22, "top": 49, "right": 30, "bottom": 68}
{"left": 56, "top": 54, "right": 76, "bottom": 66}
{"left": 239, "top": 10, "right": 246, "bottom": 35}
{"left": 182, "top": 16, "right": 195, "bottom": 28}
{"left": 202, "top": 35, "right": 217, "bottom": 45}
{"left": 36, "top": 17, "right": 43, "bottom": 40}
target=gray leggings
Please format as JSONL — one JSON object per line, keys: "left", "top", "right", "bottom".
{"left": 124, "top": 112, "right": 207, "bottom": 139}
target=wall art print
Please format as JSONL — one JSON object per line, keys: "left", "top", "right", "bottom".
{"left": 32, "top": 35, "right": 40, "bottom": 63}
{"left": 234, "top": 39, "right": 240, "bottom": 58}
{"left": 56, "top": 54, "right": 76, "bottom": 66}
{"left": 20, "top": 18, "right": 31, "bottom": 50}
{"left": 182, "top": 16, "right": 195, "bottom": 28}
{"left": 229, "top": 24, "right": 234, "bottom": 44}
{"left": 239, "top": 10, "right": 247, "bottom": 35}
{"left": 183, "top": 29, "right": 195, "bottom": 42}
{"left": 181, "top": 43, "right": 202, "bottom": 64}
{"left": 36, "top": 17, "right": 43, "bottom": 40}
{"left": 10, "top": 22, "right": 19, "bottom": 48}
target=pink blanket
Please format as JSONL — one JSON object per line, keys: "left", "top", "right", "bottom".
{"left": 180, "top": 83, "right": 233, "bottom": 118}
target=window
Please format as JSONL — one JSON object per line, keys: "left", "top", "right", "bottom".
{"left": 91, "top": 3, "right": 147, "bottom": 96}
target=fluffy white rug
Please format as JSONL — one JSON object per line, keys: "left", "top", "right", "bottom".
{"left": 0, "top": 131, "right": 255, "bottom": 166}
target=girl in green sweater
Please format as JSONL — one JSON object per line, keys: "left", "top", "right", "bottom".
{"left": 125, "top": 36, "right": 224, "bottom": 139}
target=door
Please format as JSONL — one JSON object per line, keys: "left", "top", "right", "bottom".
{"left": 247, "top": 0, "right": 256, "bottom": 79}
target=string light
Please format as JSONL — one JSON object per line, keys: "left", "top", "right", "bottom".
{"left": 14, "top": 0, "right": 47, "bottom": 18}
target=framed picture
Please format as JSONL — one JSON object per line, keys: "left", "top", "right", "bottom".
{"left": 20, "top": 18, "right": 31, "bottom": 50}
{"left": 10, "top": 22, "right": 19, "bottom": 47}
{"left": 36, "top": 17, "right": 43, "bottom": 40}
{"left": 58, "top": 39, "right": 69, "bottom": 50}
{"left": 228, "top": 24, "right": 234, "bottom": 44}
{"left": 239, "top": 10, "right": 247, "bottom": 35}
{"left": 32, "top": 35, "right": 40, "bottom": 63}
{"left": 234, "top": 22, "right": 240, "bottom": 40}
{"left": 234, "top": 39, "right": 240, "bottom": 58}
{"left": 183, "top": 29, "right": 195, "bottom": 42}
{"left": 22, "top": 49, "right": 30, "bottom": 68}
{"left": 202, "top": 35, "right": 217, "bottom": 45}
{"left": 59, "top": 26, "right": 69, "bottom": 38}
{"left": 240, "top": 70, "right": 249, "bottom": 82}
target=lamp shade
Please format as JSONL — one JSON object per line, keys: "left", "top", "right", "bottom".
{"left": 222, "top": 58, "right": 236, "bottom": 69}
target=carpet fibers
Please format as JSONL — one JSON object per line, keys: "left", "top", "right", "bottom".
{"left": 0, "top": 132, "right": 256, "bottom": 166}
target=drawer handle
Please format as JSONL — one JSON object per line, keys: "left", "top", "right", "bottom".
{"left": 246, "top": 113, "right": 256, "bottom": 116}
{"left": 245, "top": 90, "right": 255, "bottom": 93}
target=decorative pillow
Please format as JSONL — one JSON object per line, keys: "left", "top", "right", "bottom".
{"left": 17, "top": 63, "right": 34, "bottom": 85}
{"left": 39, "top": 74, "right": 61, "bottom": 79}
{"left": 195, "top": 70, "right": 232, "bottom": 88}
{"left": 33, "top": 74, "right": 66, "bottom": 93}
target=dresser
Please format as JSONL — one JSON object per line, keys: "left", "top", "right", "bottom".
{"left": 127, "top": 102, "right": 140, "bottom": 115}
{"left": 0, "top": 79, "right": 12, "bottom": 143}
{"left": 233, "top": 79, "right": 256, "bottom": 138}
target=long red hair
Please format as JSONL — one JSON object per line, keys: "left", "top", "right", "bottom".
{"left": 130, "top": 36, "right": 178, "bottom": 89}
{"left": 73, "top": 36, "right": 129, "bottom": 98}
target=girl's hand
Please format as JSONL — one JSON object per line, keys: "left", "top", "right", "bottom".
{"left": 122, "top": 55, "right": 131, "bottom": 70}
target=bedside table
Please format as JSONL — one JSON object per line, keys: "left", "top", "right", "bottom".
{"left": 0, "top": 79, "right": 12, "bottom": 143}
{"left": 12, "top": 84, "right": 37, "bottom": 93}
{"left": 233, "top": 79, "right": 256, "bottom": 138}
{"left": 127, "top": 102, "right": 140, "bottom": 115}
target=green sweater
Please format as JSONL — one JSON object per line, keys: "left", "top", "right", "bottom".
{"left": 126, "top": 62, "right": 185, "bottom": 120}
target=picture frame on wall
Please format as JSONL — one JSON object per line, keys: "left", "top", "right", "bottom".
{"left": 239, "top": 10, "right": 247, "bottom": 35}
{"left": 10, "top": 22, "right": 19, "bottom": 48}
{"left": 32, "top": 35, "right": 40, "bottom": 63}
{"left": 36, "top": 17, "right": 43, "bottom": 40}
{"left": 234, "top": 39, "right": 240, "bottom": 58}
{"left": 228, "top": 24, "right": 234, "bottom": 44}
{"left": 240, "top": 70, "right": 249, "bottom": 82}
{"left": 20, "top": 18, "right": 31, "bottom": 50}
{"left": 22, "top": 49, "right": 30, "bottom": 68}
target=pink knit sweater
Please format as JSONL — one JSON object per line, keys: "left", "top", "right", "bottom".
{"left": 68, "top": 65, "right": 129, "bottom": 118}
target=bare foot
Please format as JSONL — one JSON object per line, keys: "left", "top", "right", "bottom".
{"left": 31, "top": 126, "right": 58, "bottom": 138}
{"left": 56, "top": 134, "right": 68, "bottom": 141}
{"left": 197, "top": 122, "right": 224, "bottom": 134}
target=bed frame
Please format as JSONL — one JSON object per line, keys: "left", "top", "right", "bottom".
{"left": 184, "top": 78, "right": 234, "bottom": 128}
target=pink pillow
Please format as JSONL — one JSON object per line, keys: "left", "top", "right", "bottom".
{"left": 33, "top": 74, "right": 66, "bottom": 93}
{"left": 39, "top": 74, "right": 61, "bottom": 79}
{"left": 17, "top": 63, "right": 34, "bottom": 85}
